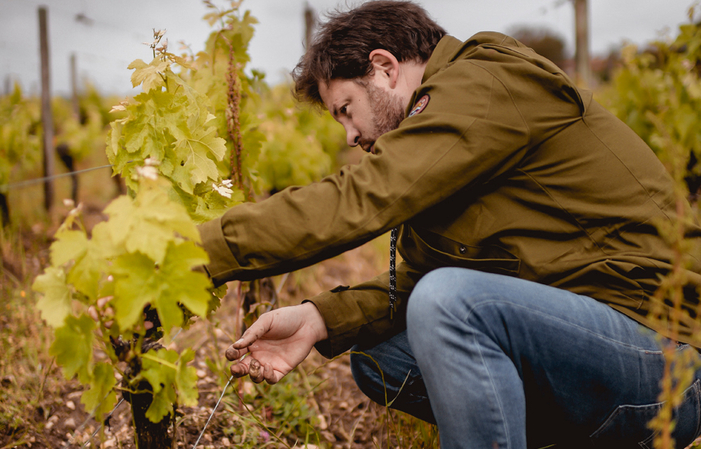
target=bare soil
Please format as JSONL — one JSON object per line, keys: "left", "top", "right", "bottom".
{"left": 1, "top": 205, "right": 426, "bottom": 448}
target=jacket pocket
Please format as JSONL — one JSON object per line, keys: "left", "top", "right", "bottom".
{"left": 402, "top": 226, "right": 520, "bottom": 276}
{"left": 589, "top": 378, "right": 701, "bottom": 448}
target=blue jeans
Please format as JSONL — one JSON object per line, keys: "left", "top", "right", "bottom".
{"left": 350, "top": 268, "right": 701, "bottom": 448}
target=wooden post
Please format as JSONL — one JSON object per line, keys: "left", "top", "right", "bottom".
{"left": 574, "top": 0, "right": 592, "bottom": 87}
{"left": 304, "top": 2, "right": 315, "bottom": 50}
{"left": 70, "top": 53, "right": 79, "bottom": 119}
{"left": 39, "top": 7, "right": 55, "bottom": 213}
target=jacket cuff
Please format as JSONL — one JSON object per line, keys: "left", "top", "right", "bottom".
{"left": 197, "top": 217, "right": 241, "bottom": 286}
{"left": 305, "top": 290, "right": 354, "bottom": 359}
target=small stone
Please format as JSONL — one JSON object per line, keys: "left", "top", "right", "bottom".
{"left": 196, "top": 369, "right": 207, "bottom": 378}
{"left": 317, "top": 414, "right": 328, "bottom": 430}
{"left": 64, "top": 417, "right": 77, "bottom": 430}
{"left": 67, "top": 391, "right": 83, "bottom": 399}
{"left": 66, "top": 400, "right": 76, "bottom": 410}
{"left": 221, "top": 437, "right": 231, "bottom": 447}
{"left": 103, "top": 439, "right": 116, "bottom": 448}
{"left": 45, "top": 416, "right": 58, "bottom": 430}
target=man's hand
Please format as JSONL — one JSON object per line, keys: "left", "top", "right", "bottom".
{"left": 225, "top": 302, "right": 328, "bottom": 384}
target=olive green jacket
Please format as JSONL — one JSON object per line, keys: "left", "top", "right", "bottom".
{"left": 199, "top": 32, "right": 701, "bottom": 358}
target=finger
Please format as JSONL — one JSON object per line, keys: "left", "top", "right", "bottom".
{"left": 97, "top": 296, "right": 113, "bottom": 308}
{"left": 233, "top": 314, "right": 273, "bottom": 348}
{"left": 225, "top": 345, "right": 249, "bottom": 361}
{"left": 262, "top": 362, "right": 278, "bottom": 385}
{"left": 88, "top": 306, "right": 99, "bottom": 322}
{"left": 248, "top": 358, "right": 264, "bottom": 383}
{"left": 230, "top": 359, "right": 250, "bottom": 378}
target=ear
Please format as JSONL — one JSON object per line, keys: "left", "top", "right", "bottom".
{"left": 368, "top": 49, "right": 400, "bottom": 89}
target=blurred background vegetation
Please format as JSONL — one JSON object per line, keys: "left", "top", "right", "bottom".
{"left": 2, "top": 2, "right": 701, "bottom": 448}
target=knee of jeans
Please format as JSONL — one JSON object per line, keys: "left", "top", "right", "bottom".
{"left": 407, "top": 267, "right": 461, "bottom": 332}
{"left": 350, "top": 349, "right": 387, "bottom": 406}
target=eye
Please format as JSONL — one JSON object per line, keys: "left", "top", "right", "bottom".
{"left": 340, "top": 105, "right": 347, "bottom": 115}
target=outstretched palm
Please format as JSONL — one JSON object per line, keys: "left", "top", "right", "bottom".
{"left": 225, "top": 302, "right": 328, "bottom": 384}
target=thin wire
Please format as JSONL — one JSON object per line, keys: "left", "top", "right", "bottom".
{"left": 0, "top": 164, "right": 114, "bottom": 191}
{"left": 192, "top": 375, "right": 235, "bottom": 449}
{"left": 78, "top": 398, "right": 126, "bottom": 449}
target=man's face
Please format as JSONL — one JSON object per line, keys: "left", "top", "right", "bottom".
{"left": 319, "top": 77, "right": 405, "bottom": 154}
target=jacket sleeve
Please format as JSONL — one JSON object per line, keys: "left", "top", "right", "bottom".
{"left": 197, "top": 53, "right": 532, "bottom": 287}
{"left": 306, "top": 260, "right": 425, "bottom": 358}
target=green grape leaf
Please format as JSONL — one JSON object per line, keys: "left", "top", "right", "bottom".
{"left": 171, "top": 127, "right": 225, "bottom": 194}
{"left": 111, "top": 252, "right": 161, "bottom": 330}
{"left": 175, "top": 348, "right": 198, "bottom": 407}
{"left": 49, "top": 314, "right": 95, "bottom": 383}
{"left": 158, "top": 241, "right": 211, "bottom": 327}
{"left": 111, "top": 239, "right": 210, "bottom": 333}
{"left": 104, "top": 182, "right": 199, "bottom": 264}
{"left": 67, "top": 240, "right": 106, "bottom": 301}
{"left": 141, "top": 349, "right": 178, "bottom": 422}
{"left": 50, "top": 230, "right": 88, "bottom": 266}
{"left": 33, "top": 266, "right": 72, "bottom": 328}
{"left": 81, "top": 362, "right": 117, "bottom": 420}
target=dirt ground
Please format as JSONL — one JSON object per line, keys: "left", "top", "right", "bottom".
{"left": 1, "top": 204, "right": 428, "bottom": 448}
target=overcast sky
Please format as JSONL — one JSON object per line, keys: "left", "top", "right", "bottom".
{"left": 1, "top": 0, "right": 697, "bottom": 97}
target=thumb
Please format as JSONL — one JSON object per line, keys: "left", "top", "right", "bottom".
{"left": 225, "top": 313, "right": 273, "bottom": 361}
{"left": 237, "top": 312, "right": 274, "bottom": 348}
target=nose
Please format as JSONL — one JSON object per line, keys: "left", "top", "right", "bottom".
{"left": 345, "top": 126, "right": 360, "bottom": 147}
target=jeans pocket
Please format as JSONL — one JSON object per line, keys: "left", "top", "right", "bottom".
{"left": 590, "top": 379, "right": 701, "bottom": 448}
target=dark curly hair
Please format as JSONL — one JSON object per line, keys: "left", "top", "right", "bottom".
{"left": 292, "top": 1, "right": 446, "bottom": 106}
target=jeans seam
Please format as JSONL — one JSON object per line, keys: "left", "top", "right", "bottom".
{"left": 473, "top": 330, "right": 513, "bottom": 449}
{"left": 463, "top": 298, "right": 663, "bottom": 355}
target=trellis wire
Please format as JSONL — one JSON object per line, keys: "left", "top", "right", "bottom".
{"left": 191, "top": 375, "right": 235, "bottom": 449}
{"left": 0, "top": 164, "right": 114, "bottom": 191}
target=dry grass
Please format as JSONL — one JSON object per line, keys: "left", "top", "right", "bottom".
{"left": 0, "top": 160, "right": 438, "bottom": 448}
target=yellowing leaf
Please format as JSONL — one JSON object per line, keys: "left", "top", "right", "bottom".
{"left": 128, "top": 58, "right": 169, "bottom": 92}
{"left": 67, "top": 241, "right": 106, "bottom": 300}
{"left": 81, "top": 362, "right": 117, "bottom": 421}
{"left": 175, "top": 349, "right": 198, "bottom": 407}
{"left": 104, "top": 184, "right": 198, "bottom": 264}
{"left": 111, "top": 252, "right": 160, "bottom": 330}
{"left": 49, "top": 314, "right": 95, "bottom": 383}
{"left": 33, "top": 267, "right": 72, "bottom": 328}
{"left": 141, "top": 349, "right": 179, "bottom": 422}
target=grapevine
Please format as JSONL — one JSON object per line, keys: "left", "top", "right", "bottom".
{"left": 33, "top": 2, "right": 263, "bottom": 445}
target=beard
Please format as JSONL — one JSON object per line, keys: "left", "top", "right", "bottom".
{"left": 361, "top": 83, "right": 406, "bottom": 151}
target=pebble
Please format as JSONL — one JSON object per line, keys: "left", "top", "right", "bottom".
{"left": 45, "top": 415, "right": 58, "bottom": 430}
{"left": 64, "top": 417, "right": 77, "bottom": 430}
{"left": 67, "top": 391, "right": 83, "bottom": 399}
{"left": 221, "top": 437, "right": 231, "bottom": 447}
{"left": 66, "top": 400, "right": 76, "bottom": 410}
{"left": 196, "top": 369, "right": 207, "bottom": 378}
{"left": 317, "top": 414, "right": 328, "bottom": 430}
